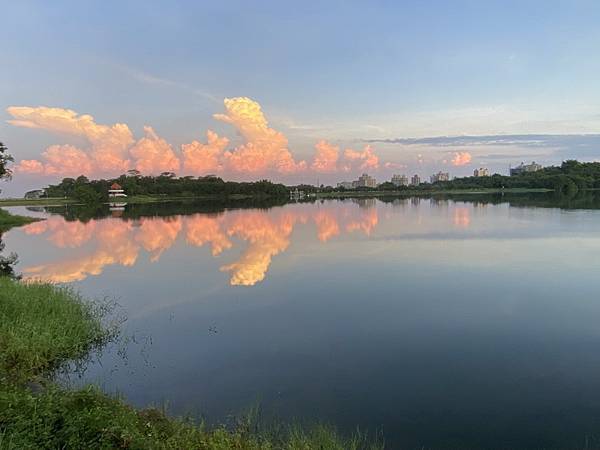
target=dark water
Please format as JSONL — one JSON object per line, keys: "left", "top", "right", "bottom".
{"left": 5, "top": 193, "right": 600, "bottom": 449}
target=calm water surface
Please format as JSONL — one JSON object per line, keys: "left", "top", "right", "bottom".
{"left": 5, "top": 194, "right": 600, "bottom": 449}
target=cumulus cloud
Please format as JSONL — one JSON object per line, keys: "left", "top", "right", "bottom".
{"left": 344, "top": 144, "right": 379, "bottom": 170}
{"left": 451, "top": 151, "right": 472, "bottom": 166}
{"left": 182, "top": 130, "right": 229, "bottom": 174}
{"left": 129, "top": 127, "right": 180, "bottom": 174}
{"left": 15, "top": 159, "right": 45, "bottom": 175}
{"left": 311, "top": 140, "right": 340, "bottom": 172}
{"left": 8, "top": 106, "right": 133, "bottom": 173}
{"left": 8, "top": 98, "right": 398, "bottom": 180}
{"left": 215, "top": 97, "right": 307, "bottom": 173}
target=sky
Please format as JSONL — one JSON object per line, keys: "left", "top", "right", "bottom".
{"left": 2, "top": 0, "right": 600, "bottom": 195}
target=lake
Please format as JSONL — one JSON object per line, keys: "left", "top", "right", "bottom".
{"left": 4, "top": 193, "right": 600, "bottom": 449}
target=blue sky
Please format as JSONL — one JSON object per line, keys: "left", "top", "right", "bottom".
{"left": 2, "top": 0, "right": 600, "bottom": 194}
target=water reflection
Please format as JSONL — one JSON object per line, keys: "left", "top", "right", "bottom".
{"left": 7, "top": 192, "right": 600, "bottom": 449}
{"left": 17, "top": 191, "right": 600, "bottom": 286}
{"left": 20, "top": 199, "right": 391, "bottom": 285}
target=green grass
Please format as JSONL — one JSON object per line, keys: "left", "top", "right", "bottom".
{"left": 0, "top": 278, "right": 112, "bottom": 384}
{"left": 0, "top": 278, "right": 384, "bottom": 449}
{"left": 0, "top": 382, "right": 382, "bottom": 449}
{"left": 0, "top": 194, "right": 262, "bottom": 207}
{"left": 0, "top": 209, "right": 41, "bottom": 232}
{"left": 0, "top": 197, "right": 75, "bottom": 207}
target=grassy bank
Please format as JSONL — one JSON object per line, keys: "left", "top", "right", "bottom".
{"left": 0, "top": 197, "right": 75, "bottom": 207}
{"left": 0, "top": 194, "right": 267, "bottom": 207}
{"left": 0, "top": 209, "right": 41, "bottom": 232}
{"left": 0, "top": 278, "right": 383, "bottom": 449}
{"left": 0, "top": 188, "right": 555, "bottom": 207}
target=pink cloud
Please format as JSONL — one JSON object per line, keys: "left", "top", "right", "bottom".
{"left": 215, "top": 97, "right": 307, "bottom": 173}
{"left": 182, "top": 130, "right": 229, "bottom": 174}
{"left": 129, "top": 127, "right": 180, "bottom": 174}
{"left": 7, "top": 106, "right": 133, "bottom": 173}
{"left": 8, "top": 98, "right": 400, "bottom": 180}
{"left": 451, "top": 151, "right": 472, "bottom": 166}
{"left": 344, "top": 144, "right": 379, "bottom": 171}
{"left": 311, "top": 140, "right": 340, "bottom": 172}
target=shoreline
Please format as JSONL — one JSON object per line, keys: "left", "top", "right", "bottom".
{"left": 0, "top": 278, "right": 383, "bottom": 449}
{"left": 0, "top": 209, "right": 43, "bottom": 232}
{"left": 0, "top": 188, "right": 555, "bottom": 207}
{"left": 313, "top": 187, "right": 553, "bottom": 198}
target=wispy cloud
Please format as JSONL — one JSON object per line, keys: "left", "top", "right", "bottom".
{"left": 365, "top": 133, "right": 600, "bottom": 149}
{"left": 363, "top": 134, "right": 600, "bottom": 149}
{"left": 119, "top": 65, "right": 219, "bottom": 103}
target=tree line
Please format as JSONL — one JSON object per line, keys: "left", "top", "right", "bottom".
{"left": 43, "top": 171, "right": 290, "bottom": 203}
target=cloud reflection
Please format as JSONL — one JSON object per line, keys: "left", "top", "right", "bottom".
{"left": 22, "top": 203, "right": 380, "bottom": 286}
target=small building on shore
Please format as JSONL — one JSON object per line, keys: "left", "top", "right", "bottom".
{"left": 108, "top": 183, "right": 127, "bottom": 198}
{"left": 24, "top": 189, "right": 44, "bottom": 199}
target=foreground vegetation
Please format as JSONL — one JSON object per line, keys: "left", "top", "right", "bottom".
{"left": 0, "top": 278, "right": 383, "bottom": 449}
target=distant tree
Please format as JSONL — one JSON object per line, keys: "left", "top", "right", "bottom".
{"left": 73, "top": 185, "right": 102, "bottom": 204}
{"left": 75, "top": 175, "right": 90, "bottom": 185}
{"left": 378, "top": 182, "right": 397, "bottom": 191}
{"left": 127, "top": 169, "right": 141, "bottom": 177}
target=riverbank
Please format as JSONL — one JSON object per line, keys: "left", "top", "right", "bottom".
{"left": 0, "top": 209, "right": 42, "bottom": 232}
{"left": 0, "top": 188, "right": 554, "bottom": 207}
{"left": 0, "top": 193, "right": 265, "bottom": 207}
{"left": 0, "top": 278, "right": 383, "bottom": 449}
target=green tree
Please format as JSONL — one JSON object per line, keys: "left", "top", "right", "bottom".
{"left": 0, "top": 142, "right": 14, "bottom": 195}
{"left": 0, "top": 237, "right": 18, "bottom": 278}
{"left": 0, "top": 143, "right": 18, "bottom": 276}
{"left": 73, "top": 185, "right": 102, "bottom": 204}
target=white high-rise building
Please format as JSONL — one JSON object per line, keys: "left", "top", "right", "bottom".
{"left": 391, "top": 174, "right": 409, "bottom": 187}
{"left": 430, "top": 171, "right": 450, "bottom": 183}
{"left": 355, "top": 173, "right": 377, "bottom": 188}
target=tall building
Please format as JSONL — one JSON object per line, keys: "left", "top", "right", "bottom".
{"left": 473, "top": 167, "right": 489, "bottom": 177}
{"left": 411, "top": 174, "right": 421, "bottom": 186}
{"left": 337, "top": 173, "right": 377, "bottom": 189}
{"left": 430, "top": 171, "right": 450, "bottom": 183}
{"left": 354, "top": 173, "right": 377, "bottom": 188}
{"left": 510, "top": 161, "right": 542, "bottom": 176}
{"left": 391, "top": 174, "right": 408, "bottom": 187}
